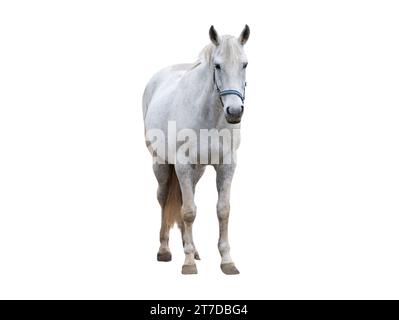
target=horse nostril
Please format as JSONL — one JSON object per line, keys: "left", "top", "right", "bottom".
{"left": 226, "top": 107, "right": 232, "bottom": 115}
{"left": 241, "top": 105, "right": 244, "bottom": 112}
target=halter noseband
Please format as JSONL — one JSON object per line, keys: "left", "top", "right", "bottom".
{"left": 213, "top": 68, "right": 246, "bottom": 104}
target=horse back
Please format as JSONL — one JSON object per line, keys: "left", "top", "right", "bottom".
{"left": 142, "top": 63, "right": 194, "bottom": 119}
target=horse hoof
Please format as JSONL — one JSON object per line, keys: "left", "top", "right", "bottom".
{"left": 221, "top": 263, "right": 240, "bottom": 275}
{"left": 194, "top": 251, "right": 201, "bottom": 260}
{"left": 182, "top": 264, "right": 198, "bottom": 274}
{"left": 157, "top": 251, "right": 172, "bottom": 262}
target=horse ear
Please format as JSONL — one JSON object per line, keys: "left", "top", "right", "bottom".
{"left": 238, "top": 24, "right": 250, "bottom": 45}
{"left": 209, "top": 25, "right": 219, "bottom": 46}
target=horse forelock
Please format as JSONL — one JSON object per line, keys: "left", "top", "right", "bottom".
{"left": 198, "top": 35, "right": 243, "bottom": 67}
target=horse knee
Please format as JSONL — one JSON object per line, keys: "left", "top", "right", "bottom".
{"left": 218, "top": 240, "right": 230, "bottom": 252}
{"left": 217, "top": 203, "right": 230, "bottom": 220}
{"left": 181, "top": 204, "right": 196, "bottom": 223}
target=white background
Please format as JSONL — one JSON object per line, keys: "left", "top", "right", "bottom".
{"left": 1, "top": 0, "right": 399, "bottom": 299}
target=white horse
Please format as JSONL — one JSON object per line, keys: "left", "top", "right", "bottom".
{"left": 142, "top": 25, "right": 250, "bottom": 274}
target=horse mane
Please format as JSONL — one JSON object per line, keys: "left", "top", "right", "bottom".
{"left": 198, "top": 43, "right": 215, "bottom": 65}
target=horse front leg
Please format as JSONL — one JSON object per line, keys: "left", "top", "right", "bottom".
{"left": 215, "top": 164, "right": 240, "bottom": 275}
{"left": 175, "top": 164, "right": 201, "bottom": 274}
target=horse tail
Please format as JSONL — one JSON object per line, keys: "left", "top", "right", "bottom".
{"left": 164, "top": 165, "right": 182, "bottom": 228}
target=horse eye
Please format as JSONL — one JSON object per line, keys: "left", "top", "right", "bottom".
{"left": 215, "top": 64, "right": 221, "bottom": 70}
{"left": 243, "top": 62, "right": 248, "bottom": 69}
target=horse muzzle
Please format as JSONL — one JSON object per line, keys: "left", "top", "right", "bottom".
{"left": 225, "top": 105, "right": 244, "bottom": 124}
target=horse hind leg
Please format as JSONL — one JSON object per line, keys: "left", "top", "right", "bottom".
{"left": 153, "top": 164, "right": 173, "bottom": 262}
{"left": 157, "top": 209, "right": 172, "bottom": 262}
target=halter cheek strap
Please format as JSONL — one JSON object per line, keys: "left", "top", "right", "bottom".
{"left": 213, "top": 69, "right": 246, "bottom": 105}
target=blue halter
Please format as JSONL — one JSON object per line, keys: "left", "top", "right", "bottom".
{"left": 213, "top": 68, "right": 246, "bottom": 104}
{"left": 219, "top": 89, "right": 245, "bottom": 103}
